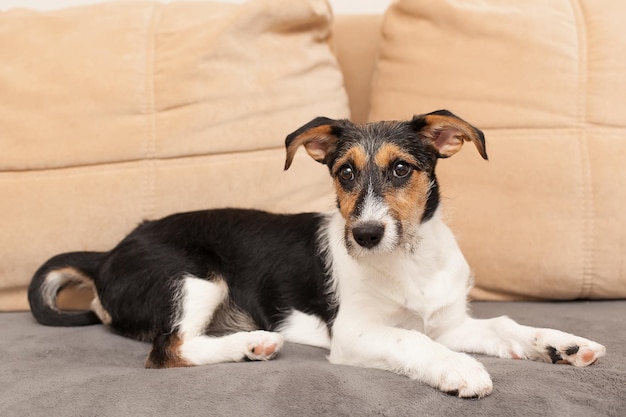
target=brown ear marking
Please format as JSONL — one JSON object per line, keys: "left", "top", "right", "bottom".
{"left": 284, "top": 117, "right": 341, "bottom": 170}
{"left": 411, "top": 110, "right": 488, "bottom": 160}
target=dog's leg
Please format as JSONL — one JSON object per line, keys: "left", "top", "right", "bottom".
{"left": 329, "top": 323, "right": 493, "bottom": 398}
{"left": 146, "top": 276, "right": 284, "bottom": 368}
{"left": 178, "top": 330, "right": 284, "bottom": 364}
{"left": 435, "top": 315, "right": 606, "bottom": 366}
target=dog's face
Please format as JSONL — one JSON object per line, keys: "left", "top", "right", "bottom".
{"left": 285, "top": 110, "right": 487, "bottom": 257}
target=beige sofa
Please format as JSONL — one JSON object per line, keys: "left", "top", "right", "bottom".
{"left": 2, "top": 0, "right": 625, "bottom": 310}
{"left": 1, "top": 1, "right": 624, "bottom": 415}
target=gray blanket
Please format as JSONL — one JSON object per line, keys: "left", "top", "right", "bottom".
{"left": 2, "top": 301, "right": 624, "bottom": 416}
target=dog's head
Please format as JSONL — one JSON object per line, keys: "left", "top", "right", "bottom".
{"left": 284, "top": 110, "right": 487, "bottom": 257}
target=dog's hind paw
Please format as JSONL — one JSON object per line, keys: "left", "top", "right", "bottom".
{"left": 245, "top": 331, "right": 284, "bottom": 361}
{"left": 534, "top": 330, "right": 606, "bottom": 367}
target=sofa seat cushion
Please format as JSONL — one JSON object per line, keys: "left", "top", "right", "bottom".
{"left": 2, "top": 301, "right": 624, "bottom": 415}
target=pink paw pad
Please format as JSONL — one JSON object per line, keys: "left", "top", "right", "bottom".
{"left": 245, "top": 332, "right": 284, "bottom": 361}
{"left": 252, "top": 342, "right": 277, "bottom": 357}
{"left": 580, "top": 349, "right": 597, "bottom": 364}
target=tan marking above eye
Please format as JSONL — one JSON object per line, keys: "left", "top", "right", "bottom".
{"left": 332, "top": 145, "right": 369, "bottom": 174}
{"left": 374, "top": 143, "right": 417, "bottom": 170}
{"left": 332, "top": 146, "right": 368, "bottom": 220}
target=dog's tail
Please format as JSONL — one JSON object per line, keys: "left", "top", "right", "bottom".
{"left": 28, "top": 251, "right": 106, "bottom": 327}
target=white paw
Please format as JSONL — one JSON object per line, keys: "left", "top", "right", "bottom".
{"left": 244, "top": 331, "right": 284, "bottom": 361}
{"left": 434, "top": 353, "right": 493, "bottom": 398}
{"left": 533, "top": 330, "right": 606, "bottom": 367}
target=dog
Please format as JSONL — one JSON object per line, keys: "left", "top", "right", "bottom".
{"left": 28, "top": 110, "right": 605, "bottom": 398}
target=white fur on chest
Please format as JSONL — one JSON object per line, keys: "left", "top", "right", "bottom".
{"left": 324, "top": 210, "right": 470, "bottom": 337}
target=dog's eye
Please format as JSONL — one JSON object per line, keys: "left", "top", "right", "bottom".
{"left": 393, "top": 161, "right": 412, "bottom": 178}
{"left": 339, "top": 165, "right": 355, "bottom": 182}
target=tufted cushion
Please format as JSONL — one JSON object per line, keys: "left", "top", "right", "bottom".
{"left": 0, "top": 0, "right": 349, "bottom": 310}
{"left": 370, "top": 0, "right": 626, "bottom": 300}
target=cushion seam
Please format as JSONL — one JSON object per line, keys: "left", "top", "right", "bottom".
{"left": 570, "top": 0, "right": 594, "bottom": 299}
{"left": 141, "top": 3, "right": 161, "bottom": 221}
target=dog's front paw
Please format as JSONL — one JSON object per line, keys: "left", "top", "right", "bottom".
{"left": 534, "top": 330, "right": 606, "bottom": 367}
{"left": 244, "top": 331, "right": 284, "bottom": 361}
{"left": 433, "top": 353, "right": 493, "bottom": 398}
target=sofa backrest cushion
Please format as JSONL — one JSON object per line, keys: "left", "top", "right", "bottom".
{"left": 369, "top": 0, "right": 626, "bottom": 300}
{"left": 0, "top": 0, "right": 349, "bottom": 310}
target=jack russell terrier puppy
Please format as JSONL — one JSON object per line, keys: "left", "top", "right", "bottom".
{"left": 29, "top": 110, "right": 605, "bottom": 398}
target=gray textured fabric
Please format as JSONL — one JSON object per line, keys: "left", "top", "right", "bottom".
{"left": 1, "top": 301, "right": 624, "bottom": 416}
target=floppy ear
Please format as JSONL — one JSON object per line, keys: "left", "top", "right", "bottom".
{"left": 410, "top": 110, "right": 488, "bottom": 160}
{"left": 284, "top": 117, "right": 342, "bottom": 170}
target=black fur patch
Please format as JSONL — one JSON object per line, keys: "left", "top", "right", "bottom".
{"left": 422, "top": 173, "right": 440, "bottom": 223}
{"left": 30, "top": 209, "right": 338, "bottom": 345}
{"left": 546, "top": 346, "right": 563, "bottom": 364}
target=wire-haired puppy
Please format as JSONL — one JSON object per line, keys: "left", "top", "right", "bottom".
{"left": 29, "top": 110, "right": 605, "bottom": 398}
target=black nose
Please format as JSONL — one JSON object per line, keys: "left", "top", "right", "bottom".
{"left": 352, "top": 223, "right": 385, "bottom": 248}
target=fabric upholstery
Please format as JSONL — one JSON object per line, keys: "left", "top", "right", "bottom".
{"left": 369, "top": 0, "right": 626, "bottom": 300}
{"left": 0, "top": 0, "right": 349, "bottom": 310}
{"left": 1, "top": 2, "right": 623, "bottom": 414}
{"left": 330, "top": 14, "right": 383, "bottom": 124}
{"left": 2, "top": 301, "right": 623, "bottom": 416}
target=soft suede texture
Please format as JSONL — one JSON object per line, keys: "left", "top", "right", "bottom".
{"left": 3, "top": 301, "right": 624, "bottom": 416}
{"left": 1, "top": 0, "right": 625, "bottom": 309}
{"left": 0, "top": 0, "right": 349, "bottom": 310}
{"left": 369, "top": 0, "right": 626, "bottom": 300}
{"left": 2, "top": 3, "right": 623, "bottom": 415}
